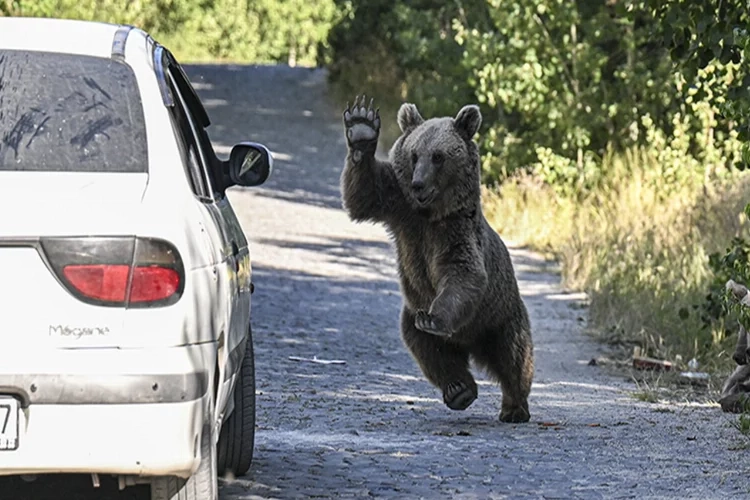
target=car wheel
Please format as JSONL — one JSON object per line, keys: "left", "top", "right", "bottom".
{"left": 217, "top": 325, "right": 256, "bottom": 477}
{"left": 150, "top": 417, "right": 218, "bottom": 500}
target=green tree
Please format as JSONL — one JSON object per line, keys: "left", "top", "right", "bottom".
{"left": 644, "top": 1, "right": 750, "bottom": 339}
{"left": 1, "top": 0, "right": 195, "bottom": 30}
{"left": 457, "top": 0, "right": 683, "bottom": 184}
{"left": 255, "top": 0, "right": 339, "bottom": 66}
{"left": 1, "top": 0, "right": 339, "bottom": 66}
{"left": 326, "top": 0, "right": 492, "bottom": 129}
{"left": 642, "top": 0, "right": 750, "bottom": 154}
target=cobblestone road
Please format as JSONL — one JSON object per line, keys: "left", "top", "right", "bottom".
{"left": 4, "top": 63, "right": 749, "bottom": 499}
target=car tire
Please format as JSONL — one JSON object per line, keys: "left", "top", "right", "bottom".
{"left": 217, "top": 325, "right": 256, "bottom": 477}
{"left": 150, "top": 417, "right": 218, "bottom": 500}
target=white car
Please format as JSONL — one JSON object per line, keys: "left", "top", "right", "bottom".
{"left": 0, "top": 17, "right": 271, "bottom": 499}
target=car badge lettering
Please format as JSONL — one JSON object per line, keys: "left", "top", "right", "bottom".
{"left": 49, "top": 325, "right": 110, "bottom": 339}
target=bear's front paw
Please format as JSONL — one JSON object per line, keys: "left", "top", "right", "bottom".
{"left": 415, "top": 310, "right": 451, "bottom": 337}
{"left": 343, "top": 95, "right": 380, "bottom": 153}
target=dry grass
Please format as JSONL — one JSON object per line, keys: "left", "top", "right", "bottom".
{"left": 484, "top": 146, "right": 750, "bottom": 367}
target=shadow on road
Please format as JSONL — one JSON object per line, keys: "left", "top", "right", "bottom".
{"left": 223, "top": 256, "right": 629, "bottom": 499}
{"left": 0, "top": 474, "right": 148, "bottom": 499}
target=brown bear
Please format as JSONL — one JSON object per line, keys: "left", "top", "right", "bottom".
{"left": 340, "top": 95, "right": 534, "bottom": 423}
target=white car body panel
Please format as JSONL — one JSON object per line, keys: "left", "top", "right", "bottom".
{"left": 0, "top": 17, "right": 256, "bottom": 479}
{"left": 5, "top": 399, "right": 206, "bottom": 477}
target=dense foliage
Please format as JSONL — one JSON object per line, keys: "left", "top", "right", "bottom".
{"left": 327, "top": 1, "right": 746, "bottom": 190}
{"left": 0, "top": 0, "right": 339, "bottom": 65}
{"left": 644, "top": 0, "right": 750, "bottom": 142}
{"left": 646, "top": 0, "right": 750, "bottom": 339}
{"left": 325, "top": 0, "right": 492, "bottom": 122}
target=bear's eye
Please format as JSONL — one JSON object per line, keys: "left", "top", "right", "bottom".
{"left": 411, "top": 152, "right": 418, "bottom": 165}
{"left": 432, "top": 152, "right": 445, "bottom": 164}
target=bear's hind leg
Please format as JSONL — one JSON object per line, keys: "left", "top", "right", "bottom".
{"left": 499, "top": 378, "right": 531, "bottom": 423}
{"left": 401, "top": 307, "right": 477, "bottom": 410}
{"left": 473, "top": 332, "right": 533, "bottom": 423}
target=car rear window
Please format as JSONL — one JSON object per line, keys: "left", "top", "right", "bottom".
{"left": 0, "top": 50, "right": 148, "bottom": 172}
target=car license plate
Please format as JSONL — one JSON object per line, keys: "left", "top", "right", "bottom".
{"left": 0, "top": 396, "right": 19, "bottom": 451}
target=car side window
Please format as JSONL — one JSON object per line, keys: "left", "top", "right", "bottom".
{"left": 166, "top": 65, "right": 225, "bottom": 201}
{"left": 165, "top": 72, "right": 213, "bottom": 202}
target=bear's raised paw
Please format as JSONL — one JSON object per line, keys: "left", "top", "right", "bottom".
{"left": 343, "top": 95, "right": 380, "bottom": 152}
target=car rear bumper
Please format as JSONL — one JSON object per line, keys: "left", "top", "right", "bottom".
{"left": 0, "top": 371, "right": 208, "bottom": 406}
{"left": 0, "top": 397, "right": 206, "bottom": 477}
{"left": 0, "top": 343, "right": 216, "bottom": 477}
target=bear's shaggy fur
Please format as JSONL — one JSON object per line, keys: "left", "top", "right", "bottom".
{"left": 341, "top": 96, "right": 534, "bottom": 422}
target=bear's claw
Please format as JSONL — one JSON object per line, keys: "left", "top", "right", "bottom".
{"left": 443, "top": 381, "right": 477, "bottom": 410}
{"left": 415, "top": 310, "right": 451, "bottom": 337}
{"left": 343, "top": 95, "right": 380, "bottom": 149}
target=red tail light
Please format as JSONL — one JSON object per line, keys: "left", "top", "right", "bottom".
{"left": 40, "top": 237, "right": 184, "bottom": 308}
{"left": 62, "top": 265, "right": 181, "bottom": 304}
{"left": 62, "top": 264, "right": 131, "bottom": 302}
{"left": 129, "top": 266, "right": 181, "bottom": 303}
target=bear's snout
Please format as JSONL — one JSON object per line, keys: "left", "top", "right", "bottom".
{"left": 411, "top": 171, "right": 435, "bottom": 205}
{"left": 410, "top": 162, "right": 439, "bottom": 206}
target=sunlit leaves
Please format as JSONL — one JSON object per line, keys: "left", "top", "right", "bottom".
{"left": 0, "top": 0, "right": 339, "bottom": 66}
{"left": 456, "top": 0, "right": 680, "bottom": 183}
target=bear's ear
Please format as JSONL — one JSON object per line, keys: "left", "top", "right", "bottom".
{"left": 454, "top": 105, "right": 482, "bottom": 140}
{"left": 397, "top": 103, "right": 424, "bottom": 133}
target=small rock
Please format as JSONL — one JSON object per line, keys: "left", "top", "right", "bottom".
{"left": 679, "top": 371, "right": 710, "bottom": 386}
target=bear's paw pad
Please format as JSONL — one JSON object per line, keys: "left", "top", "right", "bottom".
{"left": 343, "top": 95, "right": 380, "bottom": 148}
{"left": 443, "top": 381, "right": 477, "bottom": 411}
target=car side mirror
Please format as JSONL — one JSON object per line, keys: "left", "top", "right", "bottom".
{"left": 228, "top": 142, "right": 273, "bottom": 187}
